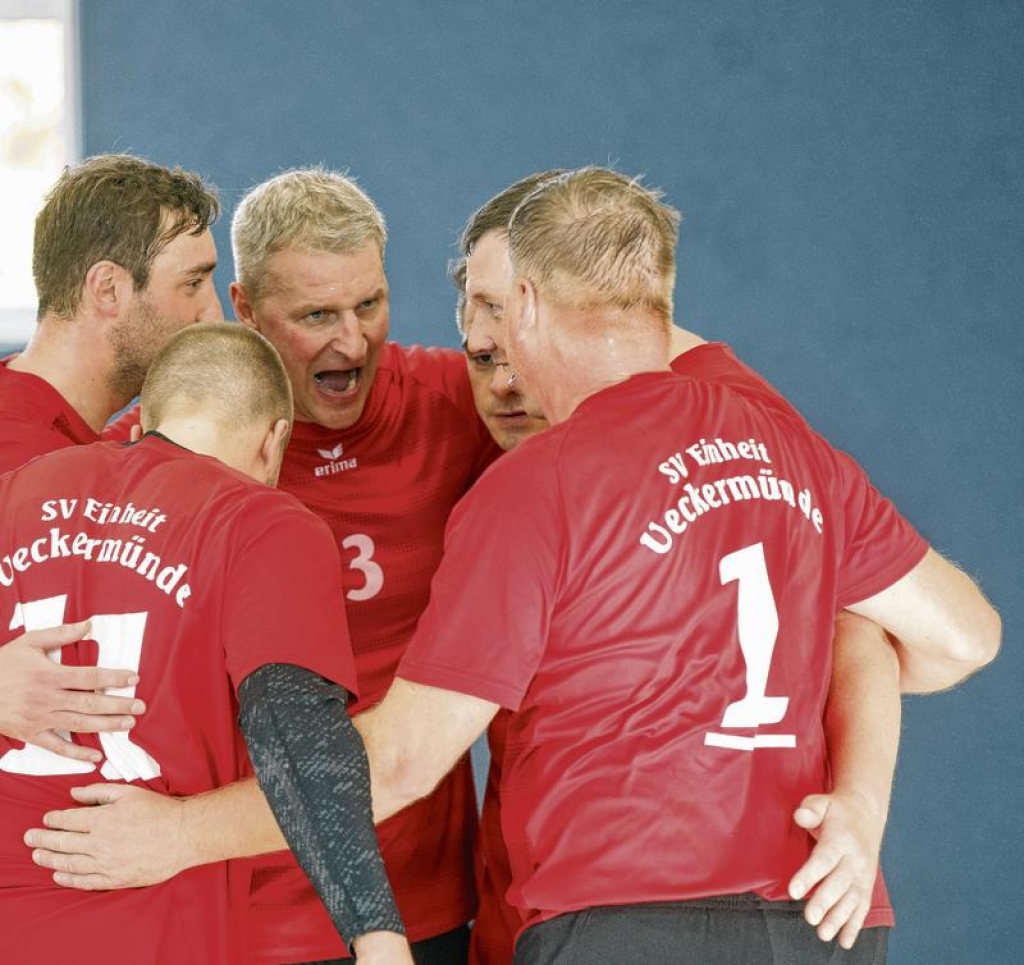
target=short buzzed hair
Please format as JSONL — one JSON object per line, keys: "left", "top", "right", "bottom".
{"left": 506, "top": 167, "right": 680, "bottom": 321}
{"left": 232, "top": 167, "right": 387, "bottom": 305}
{"left": 141, "top": 323, "right": 292, "bottom": 432}
{"left": 33, "top": 153, "right": 219, "bottom": 321}
{"left": 450, "top": 169, "right": 566, "bottom": 336}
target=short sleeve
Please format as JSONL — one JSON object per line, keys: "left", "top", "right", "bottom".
{"left": 220, "top": 496, "right": 358, "bottom": 696}
{"left": 398, "top": 444, "right": 564, "bottom": 709}
{"left": 833, "top": 449, "right": 929, "bottom": 609}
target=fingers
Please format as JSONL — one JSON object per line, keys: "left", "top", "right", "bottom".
{"left": 24, "top": 827, "right": 89, "bottom": 859}
{"left": 815, "top": 888, "right": 866, "bottom": 945}
{"left": 50, "top": 701, "right": 143, "bottom": 735}
{"left": 25, "top": 621, "right": 92, "bottom": 651}
{"left": 69, "top": 783, "right": 131, "bottom": 806}
{"left": 29, "top": 730, "right": 103, "bottom": 764}
{"left": 788, "top": 838, "right": 840, "bottom": 900}
{"left": 29, "top": 842, "right": 100, "bottom": 879}
{"left": 803, "top": 859, "right": 854, "bottom": 927}
{"left": 792, "top": 793, "right": 830, "bottom": 832}
{"left": 51, "top": 663, "right": 141, "bottom": 694}
{"left": 836, "top": 900, "right": 871, "bottom": 950}
{"left": 52, "top": 870, "right": 116, "bottom": 891}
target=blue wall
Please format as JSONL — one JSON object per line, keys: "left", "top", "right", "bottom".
{"left": 81, "top": 2, "right": 1022, "bottom": 962}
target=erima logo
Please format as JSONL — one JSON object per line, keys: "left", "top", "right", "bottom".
{"left": 318, "top": 443, "right": 345, "bottom": 460}
{"left": 315, "top": 441, "right": 358, "bottom": 478}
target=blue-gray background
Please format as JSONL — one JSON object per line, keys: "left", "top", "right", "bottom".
{"left": 80, "top": 2, "right": 1021, "bottom": 962}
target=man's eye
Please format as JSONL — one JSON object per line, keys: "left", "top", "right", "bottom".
{"left": 306, "top": 310, "right": 326, "bottom": 322}
{"left": 357, "top": 298, "right": 378, "bottom": 312}
{"left": 471, "top": 353, "right": 494, "bottom": 368}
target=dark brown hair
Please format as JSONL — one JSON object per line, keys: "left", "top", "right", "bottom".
{"left": 33, "top": 153, "right": 219, "bottom": 320}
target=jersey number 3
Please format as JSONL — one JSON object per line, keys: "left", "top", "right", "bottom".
{"left": 0, "top": 594, "right": 162, "bottom": 780}
{"left": 704, "top": 543, "right": 796, "bottom": 751}
{"left": 341, "top": 534, "right": 384, "bottom": 602}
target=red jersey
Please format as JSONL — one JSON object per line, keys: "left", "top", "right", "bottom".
{"left": 0, "top": 434, "right": 357, "bottom": 965}
{"left": 401, "top": 370, "right": 927, "bottom": 935}
{"left": 469, "top": 342, "right": 822, "bottom": 965}
{"left": 247, "top": 342, "right": 499, "bottom": 962}
{"left": 0, "top": 359, "right": 99, "bottom": 474}
{"left": 671, "top": 342, "right": 896, "bottom": 929}
{"left": 0, "top": 360, "right": 101, "bottom": 760}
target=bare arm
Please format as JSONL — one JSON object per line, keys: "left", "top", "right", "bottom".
{"left": 25, "top": 776, "right": 284, "bottom": 889}
{"left": 789, "top": 612, "right": 900, "bottom": 949}
{"left": 0, "top": 622, "right": 144, "bottom": 762}
{"left": 847, "top": 548, "right": 1001, "bottom": 693}
{"left": 355, "top": 677, "right": 499, "bottom": 823}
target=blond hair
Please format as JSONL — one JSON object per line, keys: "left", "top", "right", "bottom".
{"left": 141, "top": 323, "right": 292, "bottom": 432}
{"left": 232, "top": 167, "right": 387, "bottom": 305}
{"left": 506, "top": 167, "right": 680, "bottom": 321}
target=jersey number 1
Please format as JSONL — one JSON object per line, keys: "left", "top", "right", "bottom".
{"left": 0, "top": 594, "right": 162, "bottom": 780}
{"left": 704, "top": 543, "right": 796, "bottom": 751}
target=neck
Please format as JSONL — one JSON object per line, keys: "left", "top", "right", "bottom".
{"left": 540, "top": 311, "right": 671, "bottom": 423}
{"left": 9, "top": 315, "right": 128, "bottom": 433}
{"left": 155, "top": 415, "right": 264, "bottom": 483}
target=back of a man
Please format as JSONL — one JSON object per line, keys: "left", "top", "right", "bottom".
{"left": 359, "top": 167, "right": 997, "bottom": 965}
{"left": 0, "top": 332, "right": 356, "bottom": 965}
{"left": 412, "top": 368, "right": 924, "bottom": 936}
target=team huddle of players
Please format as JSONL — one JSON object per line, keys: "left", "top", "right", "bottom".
{"left": 0, "top": 156, "right": 1000, "bottom": 965}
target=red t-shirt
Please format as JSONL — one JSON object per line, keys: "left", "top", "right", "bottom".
{"left": 0, "top": 434, "right": 356, "bottom": 965}
{"left": 671, "top": 342, "right": 896, "bottom": 929}
{"left": 0, "top": 360, "right": 99, "bottom": 474}
{"left": 246, "top": 342, "right": 500, "bottom": 962}
{"left": 401, "top": 370, "right": 927, "bottom": 936}
{"left": 469, "top": 341, "right": 881, "bottom": 965}
{"left": 0, "top": 360, "right": 102, "bottom": 760}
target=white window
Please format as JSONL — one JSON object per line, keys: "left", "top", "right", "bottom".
{"left": 0, "top": 0, "right": 79, "bottom": 349}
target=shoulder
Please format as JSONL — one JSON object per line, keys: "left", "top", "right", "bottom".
{"left": 379, "top": 341, "right": 470, "bottom": 403}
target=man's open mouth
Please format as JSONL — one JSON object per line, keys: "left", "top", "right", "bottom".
{"left": 314, "top": 369, "right": 360, "bottom": 396}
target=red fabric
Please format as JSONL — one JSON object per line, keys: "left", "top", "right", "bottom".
{"left": 0, "top": 359, "right": 99, "bottom": 474}
{"left": 247, "top": 342, "right": 499, "bottom": 963}
{"left": 0, "top": 360, "right": 102, "bottom": 759}
{"left": 671, "top": 343, "right": 898, "bottom": 927}
{"left": 468, "top": 343, "right": 898, "bottom": 963}
{"left": 101, "top": 403, "right": 142, "bottom": 442}
{"left": 0, "top": 435, "right": 355, "bottom": 965}
{"left": 469, "top": 710, "right": 524, "bottom": 965}
{"left": 401, "top": 369, "right": 926, "bottom": 936}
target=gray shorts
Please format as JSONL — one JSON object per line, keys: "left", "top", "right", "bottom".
{"left": 513, "top": 895, "right": 888, "bottom": 965}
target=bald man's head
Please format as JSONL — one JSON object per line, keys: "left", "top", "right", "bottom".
{"left": 141, "top": 322, "right": 292, "bottom": 435}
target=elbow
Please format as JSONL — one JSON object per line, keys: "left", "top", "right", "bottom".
{"left": 900, "top": 606, "right": 1002, "bottom": 695}
{"left": 370, "top": 744, "right": 442, "bottom": 822}
{"left": 951, "top": 602, "right": 1002, "bottom": 672}
{"left": 974, "top": 605, "right": 1002, "bottom": 669}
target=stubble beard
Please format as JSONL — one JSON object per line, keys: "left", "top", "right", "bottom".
{"left": 107, "top": 294, "right": 169, "bottom": 403}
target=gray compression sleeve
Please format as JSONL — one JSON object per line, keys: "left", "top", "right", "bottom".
{"left": 238, "top": 663, "right": 405, "bottom": 947}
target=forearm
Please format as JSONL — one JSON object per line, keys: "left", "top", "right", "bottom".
{"left": 178, "top": 777, "right": 287, "bottom": 868}
{"left": 355, "top": 676, "right": 499, "bottom": 824}
{"left": 239, "top": 663, "right": 404, "bottom": 946}
{"left": 825, "top": 612, "right": 900, "bottom": 818}
{"left": 847, "top": 548, "right": 1001, "bottom": 694}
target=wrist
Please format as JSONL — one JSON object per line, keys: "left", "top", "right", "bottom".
{"left": 175, "top": 793, "right": 209, "bottom": 871}
{"left": 351, "top": 930, "right": 411, "bottom": 963}
{"left": 830, "top": 783, "right": 890, "bottom": 824}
